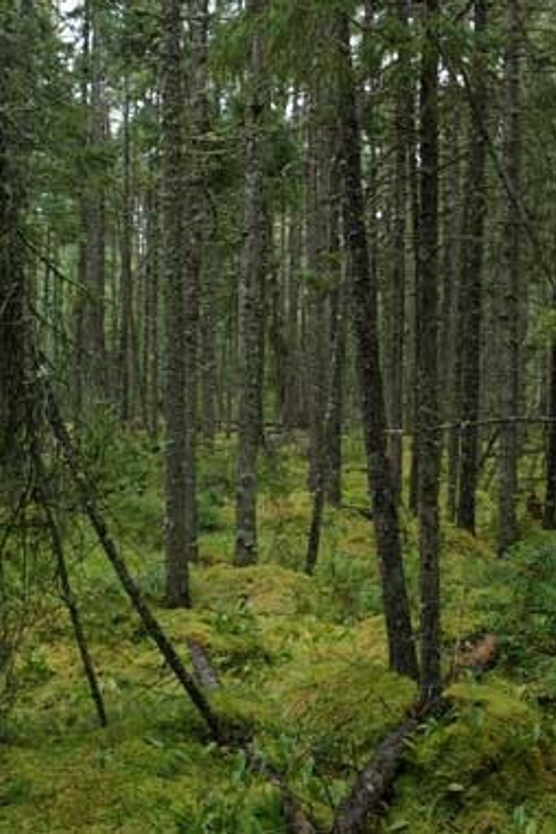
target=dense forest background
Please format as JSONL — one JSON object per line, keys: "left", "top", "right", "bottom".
{"left": 3, "top": 0, "right": 556, "bottom": 832}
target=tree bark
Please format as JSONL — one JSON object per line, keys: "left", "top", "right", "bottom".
{"left": 161, "top": 0, "right": 191, "bottom": 606}
{"left": 417, "top": 0, "right": 442, "bottom": 702}
{"left": 441, "top": 89, "right": 464, "bottom": 522}
{"left": 0, "top": 7, "right": 28, "bottom": 451}
{"left": 543, "top": 332, "right": 556, "bottom": 529}
{"left": 81, "top": 2, "right": 108, "bottom": 399}
{"left": 387, "top": 0, "right": 411, "bottom": 503}
{"left": 498, "top": 0, "right": 523, "bottom": 556}
{"left": 119, "top": 81, "right": 133, "bottom": 424}
{"left": 457, "top": 0, "right": 488, "bottom": 534}
{"left": 144, "top": 150, "right": 161, "bottom": 439}
{"left": 235, "top": 0, "right": 268, "bottom": 566}
{"left": 408, "top": 86, "right": 422, "bottom": 516}
{"left": 305, "top": 92, "right": 328, "bottom": 492}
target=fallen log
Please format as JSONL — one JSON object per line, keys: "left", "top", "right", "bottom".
{"left": 187, "top": 638, "right": 220, "bottom": 691}
{"left": 330, "top": 713, "right": 422, "bottom": 834}
{"left": 330, "top": 628, "right": 501, "bottom": 833}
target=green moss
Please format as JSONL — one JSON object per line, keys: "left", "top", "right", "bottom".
{"left": 383, "top": 678, "right": 556, "bottom": 833}
{"left": 4, "top": 433, "right": 556, "bottom": 833}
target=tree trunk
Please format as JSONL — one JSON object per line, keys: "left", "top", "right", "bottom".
{"left": 305, "top": 281, "right": 346, "bottom": 574}
{"left": 336, "top": 11, "right": 418, "bottom": 681}
{"left": 417, "top": 0, "right": 442, "bottom": 702}
{"left": 0, "top": 6, "right": 28, "bottom": 452}
{"left": 306, "top": 94, "right": 328, "bottom": 492}
{"left": 235, "top": 0, "right": 268, "bottom": 566}
{"left": 543, "top": 331, "right": 556, "bottom": 529}
{"left": 119, "top": 82, "right": 133, "bottom": 424}
{"left": 326, "top": 280, "right": 347, "bottom": 506}
{"left": 498, "top": 0, "right": 522, "bottom": 556}
{"left": 441, "top": 89, "right": 464, "bottom": 522}
{"left": 144, "top": 150, "right": 161, "bottom": 439}
{"left": 387, "top": 0, "right": 410, "bottom": 503}
{"left": 83, "top": 3, "right": 107, "bottom": 398}
{"left": 161, "top": 0, "right": 190, "bottom": 606}
{"left": 408, "top": 87, "right": 421, "bottom": 516}
{"left": 457, "top": 0, "right": 488, "bottom": 534}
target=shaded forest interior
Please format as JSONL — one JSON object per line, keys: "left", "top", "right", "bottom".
{"left": 4, "top": 0, "right": 556, "bottom": 832}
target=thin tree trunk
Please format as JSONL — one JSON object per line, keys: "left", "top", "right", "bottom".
{"left": 441, "top": 91, "right": 464, "bottom": 522}
{"left": 326, "top": 281, "right": 347, "bottom": 506}
{"left": 418, "top": 0, "right": 442, "bottom": 702}
{"left": 119, "top": 82, "right": 133, "bottom": 424}
{"left": 306, "top": 94, "right": 328, "bottom": 492}
{"left": 161, "top": 0, "right": 190, "bottom": 606}
{"left": 543, "top": 330, "right": 556, "bottom": 529}
{"left": 145, "top": 153, "right": 161, "bottom": 439}
{"left": 0, "top": 5, "right": 28, "bottom": 450}
{"left": 387, "top": 0, "right": 410, "bottom": 503}
{"left": 235, "top": 0, "right": 268, "bottom": 566}
{"left": 200, "top": 242, "right": 219, "bottom": 444}
{"left": 44, "top": 380, "right": 226, "bottom": 742}
{"left": 36, "top": 467, "right": 108, "bottom": 728}
{"left": 408, "top": 88, "right": 421, "bottom": 515}
{"left": 457, "top": 0, "right": 488, "bottom": 534}
{"left": 283, "top": 158, "right": 304, "bottom": 429}
{"left": 83, "top": 5, "right": 107, "bottom": 397}
{"left": 498, "top": 0, "right": 522, "bottom": 556}
{"left": 305, "top": 283, "right": 346, "bottom": 574}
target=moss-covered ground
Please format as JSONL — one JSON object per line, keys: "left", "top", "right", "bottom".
{"left": 2, "top": 427, "right": 556, "bottom": 832}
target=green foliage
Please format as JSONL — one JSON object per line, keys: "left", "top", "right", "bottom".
{"left": 481, "top": 536, "right": 556, "bottom": 682}
{"left": 315, "top": 546, "right": 383, "bottom": 622}
{"left": 174, "top": 773, "right": 283, "bottom": 834}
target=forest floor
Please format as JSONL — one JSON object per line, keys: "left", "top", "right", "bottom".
{"left": 2, "top": 426, "right": 556, "bottom": 833}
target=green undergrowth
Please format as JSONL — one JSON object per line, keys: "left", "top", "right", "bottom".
{"left": 3, "top": 429, "right": 556, "bottom": 832}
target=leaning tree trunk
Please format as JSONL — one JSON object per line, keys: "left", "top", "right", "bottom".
{"left": 417, "top": 0, "right": 442, "bottom": 702}
{"left": 235, "top": 0, "right": 268, "bottom": 566}
{"left": 161, "top": 0, "right": 190, "bottom": 607}
{"left": 498, "top": 0, "right": 522, "bottom": 556}
{"left": 457, "top": 0, "right": 488, "bottom": 535}
{"left": 336, "top": 11, "right": 418, "bottom": 681}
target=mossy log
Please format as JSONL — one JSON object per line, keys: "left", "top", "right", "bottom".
{"left": 330, "top": 630, "right": 500, "bottom": 833}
